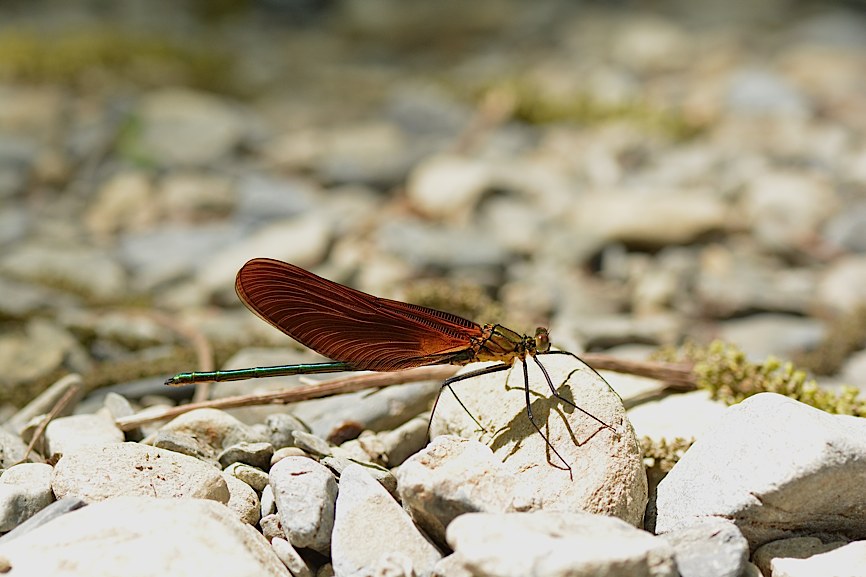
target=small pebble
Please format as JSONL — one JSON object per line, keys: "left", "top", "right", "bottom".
{"left": 271, "top": 537, "right": 314, "bottom": 577}
{"left": 259, "top": 513, "right": 285, "bottom": 542}
{"left": 291, "top": 431, "right": 333, "bottom": 457}
{"left": 217, "top": 441, "right": 274, "bottom": 470}
{"left": 223, "top": 473, "right": 261, "bottom": 526}
{"left": 224, "top": 462, "right": 270, "bottom": 493}
{"left": 270, "top": 456, "right": 337, "bottom": 555}
{"left": 271, "top": 446, "right": 309, "bottom": 467}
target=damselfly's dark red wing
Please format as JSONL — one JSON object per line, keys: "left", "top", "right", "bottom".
{"left": 235, "top": 258, "right": 484, "bottom": 371}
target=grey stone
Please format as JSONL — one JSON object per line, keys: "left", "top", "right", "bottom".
{"left": 0, "top": 85, "right": 63, "bottom": 138}
{"left": 154, "top": 408, "right": 269, "bottom": 461}
{"left": 753, "top": 537, "right": 850, "bottom": 576}
{"left": 197, "top": 215, "right": 331, "bottom": 297}
{"left": 0, "top": 463, "right": 54, "bottom": 532}
{"left": 571, "top": 189, "right": 729, "bottom": 248}
{"left": 0, "top": 276, "right": 73, "bottom": 320}
{"left": 0, "top": 244, "right": 128, "bottom": 302}
{"left": 134, "top": 88, "right": 248, "bottom": 167}
{"left": 331, "top": 464, "right": 441, "bottom": 577}
{"left": 406, "top": 154, "right": 491, "bottom": 218}
{"left": 314, "top": 122, "right": 414, "bottom": 186}
{"left": 610, "top": 16, "right": 690, "bottom": 72}
{"left": 236, "top": 173, "right": 317, "bottom": 221}
{"left": 271, "top": 537, "right": 314, "bottom": 577}
{"left": 102, "top": 392, "right": 135, "bottom": 421}
{"left": 321, "top": 456, "right": 397, "bottom": 498}
{"left": 396, "top": 436, "right": 519, "bottom": 545}
{"left": 224, "top": 472, "right": 261, "bottom": 526}
{"left": 261, "top": 484, "right": 276, "bottom": 517}
{"left": 44, "top": 413, "right": 125, "bottom": 458}
{"left": 260, "top": 513, "right": 285, "bottom": 542}
{"left": 149, "top": 430, "right": 216, "bottom": 463}
{"left": 824, "top": 200, "right": 866, "bottom": 252}
{"left": 627, "top": 390, "right": 727, "bottom": 442}
{"left": 61, "top": 309, "right": 173, "bottom": 350}
{"left": 375, "top": 219, "right": 509, "bottom": 269}
{"left": 348, "top": 414, "right": 429, "bottom": 467}
{"left": 655, "top": 393, "right": 866, "bottom": 548}
{"left": 817, "top": 255, "right": 866, "bottom": 314}
{"left": 52, "top": 442, "right": 229, "bottom": 503}
{"left": 431, "top": 554, "right": 475, "bottom": 577}
{"left": 270, "top": 456, "right": 337, "bottom": 555}
{"left": 727, "top": 68, "right": 811, "bottom": 117}
{"left": 265, "top": 413, "right": 310, "bottom": 450}
{"left": 272, "top": 447, "right": 310, "bottom": 466}
{"left": 0, "top": 496, "right": 289, "bottom": 577}
{"left": 225, "top": 462, "right": 270, "bottom": 492}
{"left": 84, "top": 170, "right": 157, "bottom": 236}
{"left": 695, "top": 246, "right": 816, "bottom": 317}
{"left": 0, "top": 497, "right": 86, "bottom": 544}
{"left": 307, "top": 378, "right": 438, "bottom": 443}
{"left": 0, "top": 319, "right": 91, "bottom": 389}
{"left": 119, "top": 223, "right": 244, "bottom": 292}
{"left": 740, "top": 170, "right": 837, "bottom": 253}
{"left": 292, "top": 431, "right": 333, "bottom": 457}
{"left": 446, "top": 511, "right": 677, "bottom": 577}
{"left": 659, "top": 518, "right": 749, "bottom": 577}
{"left": 157, "top": 172, "right": 237, "bottom": 221}
{"left": 716, "top": 313, "right": 824, "bottom": 361}
{"left": 0, "top": 427, "right": 29, "bottom": 470}
{"left": 218, "top": 441, "right": 275, "bottom": 470}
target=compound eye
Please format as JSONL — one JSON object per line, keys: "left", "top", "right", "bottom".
{"left": 534, "top": 327, "right": 550, "bottom": 353}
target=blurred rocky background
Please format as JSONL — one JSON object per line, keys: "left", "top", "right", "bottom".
{"left": 1, "top": 0, "right": 865, "bottom": 411}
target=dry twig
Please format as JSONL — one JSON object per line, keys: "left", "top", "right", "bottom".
{"left": 19, "top": 381, "right": 82, "bottom": 463}
{"left": 115, "top": 365, "right": 458, "bottom": 431}
{"left": 116, "top": 352, "right": 695, "bottom": 431}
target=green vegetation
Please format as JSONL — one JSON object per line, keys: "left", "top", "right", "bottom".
{"left": 0, "top": 28, "right": 235, "bottom": 93}
{"left": 641, "top": 436, "right": 693, "bottom": 475}
{"left": 502, "top": 81, "right": 706, "bottom": 141}
{"left": 656, "top": 339, "right": 866, "bottom": 417}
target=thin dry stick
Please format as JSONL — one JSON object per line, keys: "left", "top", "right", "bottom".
{"left": 116, "top": 353, "right": 695, "bottom": 431}
{"left": 19, "top": 382, "right": 82, "bottom": 463}
{"left": 115, "top": 365, "right": 459, "bottom": 431}
{"left": 579, "top": 354, "right": 696, "bottom": 389}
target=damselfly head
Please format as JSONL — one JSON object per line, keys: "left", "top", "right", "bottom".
{"left": 534, "top": 327, "right": 550, "bottom": 353}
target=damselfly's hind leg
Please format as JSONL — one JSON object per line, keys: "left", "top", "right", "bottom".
{"left": 426, "top": 362, "right": 512, "bottom": 439}
{"left": 519, "top": 360, "right": 573, "bottom": 478}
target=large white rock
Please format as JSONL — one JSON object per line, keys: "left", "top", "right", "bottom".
{"left": 655, "top": 393, "right": 866, "bottom": 547}
{"left": 52, "top": 442, "right": 229, "bottom": 503}
{"left": 427, "top": 352, "right": 647, "bottom": 526}
{"left": 446, "top": 511, "right": 677, "bottom": 577}
{"left": 331, "top": 464, "right": 441, "bottom": 577}
{"left": 0, "top": 496, "right": 289, "bottom": 577}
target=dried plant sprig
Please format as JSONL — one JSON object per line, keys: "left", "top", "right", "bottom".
{"left": 655, "top": 340, "right": 866, "bottom": 417}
